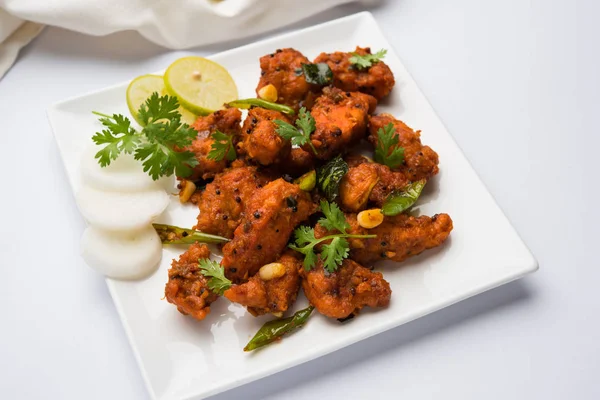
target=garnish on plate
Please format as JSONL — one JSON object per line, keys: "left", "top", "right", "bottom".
{"left": 153, "top": 223, "right": 230, "bottom": 245}
{"left": 349, "top": 48, "right": 387, "bottom": 70}
{"left": 92, "top": 92, "right": 199, "bottom": 180}
{"left": 228, "top": 98, "right": 295, "bottom": 115}
{"left": 274, "top": 107, "right": 317, "bottom": 155}
{"left": 316, "top": 155, "right": 349, "bottom": 202}
{"left": 382, "top": 180, "right": 426, "bottom": 216}
{"left": 163, "top": 56, "right": 238, "bottom": 116}
{"left": 295, "top": 63, "right": 333, "bottom": 85}
{"left": 126, "top": 74, "right": 199, "bottom": 126}
{"left": 207, "top": 130, "right": 237, "bottom": 162}
{"left": 198, "top": 258, "right": 232, "bottom": 295}
{"left": 294, "top": 170, "right": 316, "bottom": 192}
{"left": 289, "top": 200, "right": 376, "bottom": 272}
{"left": 374, "top": 122, "right": 405, "bottom": 169}
{"left": 244, "top": 306, "right": 314, "bottom": 352}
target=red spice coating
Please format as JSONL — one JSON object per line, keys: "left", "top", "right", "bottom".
{"left": 301, "top": 258, "right": 391, "bottom": 319}
{"left": 314, "top": 46, "right": 395, "bottom": 101}
{"left": 165, "top": 243, "right": 218, "bottom": 321}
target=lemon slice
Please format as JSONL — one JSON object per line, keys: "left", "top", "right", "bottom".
{"left": 126, "top": 74, "right": 199, "bottom": 126}
{"left": 164, "top": 56, "right": 238, "bottom": 116}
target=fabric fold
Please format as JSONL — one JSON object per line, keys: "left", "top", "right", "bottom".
{"left": 0, "top": 0, "right": 378, "bottom": 79}
{"left": 0, "top": 21, "right": 44, "bottom": 78}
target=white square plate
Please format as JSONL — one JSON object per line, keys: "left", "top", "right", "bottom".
{"left": 48, "top": 12, "right": 538, "bottom": 400}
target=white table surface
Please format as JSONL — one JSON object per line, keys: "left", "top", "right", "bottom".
{"left": 0, "top": 0, "right": 597, "bottom": 399}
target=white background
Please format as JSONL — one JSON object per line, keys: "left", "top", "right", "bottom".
{"left": 0, "top": 0, "right": 597, "bottom": 399}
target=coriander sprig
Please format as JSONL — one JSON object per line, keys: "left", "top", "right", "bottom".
{"left": 349, "top": 49, "right": 387, "bottom": 70}
{"left": 198, "top": 258, "right": 232, "bottom": 295}
{"left": 374, "top": 122, "right": 405, "bottom": 169}
{"left": 207, "top": 130, "right": 236, "bottom": 162}
{"left": 274, "top": 107, "right": 318, "bottom": 155}
{"left": 91, "top": 92, "right": 198, "bottom": 180}
{"left": 91, "top": 112, "right": 141, "bottom": 166}
{"left": 288, "top": 200, "right": 376, "bottom": 272}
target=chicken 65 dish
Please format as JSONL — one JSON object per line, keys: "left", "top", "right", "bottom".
{"left": 167, "top": 47, "right": 452, "bottom": 349}
{"left": 86, "top": 47, "right": 453, "bottom": 351}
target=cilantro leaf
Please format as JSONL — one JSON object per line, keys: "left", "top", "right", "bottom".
{"left": 288, "top": 200, "right": 375, "bottom": 272}
{"left": 321, "top": 237, "right": 349, "bottom": 273}
{"left": 137, "top": 92, "right": 180, "bottom": 125}
{"left": 134, "top": 142, "right": 197, "bottom": 180}
{"left": 134, "top": 143, "right": 166, "bottom": 179}
{"left": 198, "top": 258, "right": 232, "bottom": 295}
{"left": 318, "top": 200, "right": 349, "bottom": 234}
{"left": 92, "top": 130, "right": 121, "bottom": 167}
{"left": 303, "top": 249, "right": 318, "bottom": 271}
{"left": 288, "top": 227, "right": 319, "bottom": 271}
{"left": 293, "top": 226, "right": 316, "bottom": 247}
{"left": 273, "top": 119, "right": 298, "bottom": 140}
{"left": 98, "top": 113, "right": 135, "bottom": 138}
{"left": 142, "top": 118, "right": 196, "bottom": 149}
{"left": 296, "top": 107, "right": 316, "bottom": 140}
{"left": 374, "top": 122, "right": 405, "bottom": 169}
{"left": 349, "top": 49, "right": 387, "bottom": 70}
{"left": 91, "top": 114, "right": 140, "bottom": 166}
{"left": 92, "top": 93, "right": 201, "bottom": 180}
{"left": 135, "top": 116, "right": 199, "bottom": 179}
{"left": 300, "top": 63, "right": 333, "bottom": 85}
{"left": 207, "top": 130, "right": 236, "bottom": 162}
{"left": 120, "top": 133, "right": 142, "bottom": 155}
{"left": 274, "top": 107, "right": 317, "bottom": 154}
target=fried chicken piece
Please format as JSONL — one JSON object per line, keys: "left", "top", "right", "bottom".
{"left": 315, "top": 213, "right": 453, "bottom": 266}
{"left": 306, "top": 86, "right": 377, "bottom": 160}
{"left": 314, "top": 47, "right": 395, "bottom": 101}
{"left": 276, "top": 147, "right": 317, "bottom": 177}
{"left": 223, "top": 251, "right": 301, "bottom": 316}
{"left": 301, "top": 258, "right": 391, "bottom": 319}
{"left": 339, "top": 161, "right": 380, "bottom": 212}
{"left": 256, "top": 48, "right": 316, "bottom": 111}
{"left": 221, "top": 179, "right": 317, "bottom": 282}
{"left": 368, "top": 162, "right": 411, "bottom": 207}
{"left": 164, "top": 243, "right": 218, "bottom": 321}
{"left": 186, "top": 108, "right": 242, "bottom": 180}
{"left": 369, "top": 114, "right": 439, "bottom": 181}
{"left": 339, "top": 156, "right": 410, "bottom": 212}
{"left": 237, "top": 108, "right": 291, "bottom": 166}
{"left": 194, "top": 163, "right": 272, "bottom": 238}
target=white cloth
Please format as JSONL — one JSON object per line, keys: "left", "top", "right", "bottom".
{"left": 0, "top": 0, "right": 377, "bottom": 79}
{"left": 0, "top": 7, "right": 23, "bottom": 42}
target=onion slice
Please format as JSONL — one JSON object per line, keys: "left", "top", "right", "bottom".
{"left": 76, "top": 185, "right": 169, "bottom": 231}
{"left": 80, "top": 145, "right": 173, "bottom": 192}
{"left": 81, "top": 225, "right": 162, "bottom": 280}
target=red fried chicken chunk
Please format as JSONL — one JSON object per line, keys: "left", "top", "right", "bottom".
{"left": 314, "top": 46, "right": 395, "bottom": 101}
{"left": 307, "top": 86, "right": 377, "bottom": 160}
{"left": 315, "top": 212, "right": 453, "bottom": 266}
{"left": 237, "top": 107, "right": 291, "bottom": 166}
{"left": 165, "top": 243, "right": 218, "bottom": 321}
{"left": 256, "top": 48, "right": 316, "bottom": 111}
{"left": 369, "top": 114, "right": 439, "bottom": 181}
{"left": 339, "top": 155, "right": 411, "bottom": 212}
{"left": 186, "top": 108, "right": 242, "bottom": 180}
{"left": 193, "top": 163, "right": 273, "bottom": 238}
{"left": 224, "top": 251, "right": 302, "bottom": 316}
{"left": 221, "top": 179, "right": 317, "bottom": 282}
{"left": 276, "top": 147, "right": 317, "bottom": 178}
{"left": 301, "top": 258, "right": 391, "bottom": 319}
